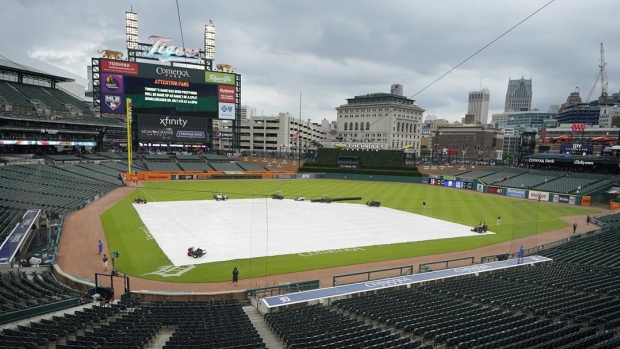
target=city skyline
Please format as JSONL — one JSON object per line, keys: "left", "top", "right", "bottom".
{"left": 1, "top": 0, "right": 619, "bottom": 123}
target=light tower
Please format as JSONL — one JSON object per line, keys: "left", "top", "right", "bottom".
{"left": 125, "top": 11, "right": 138, "bottom": 50}
{"left": 204, "top": 20, "right": 216, "bottom": 62}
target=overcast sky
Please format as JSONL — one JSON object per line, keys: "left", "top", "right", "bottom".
{"left": 2, "top": 0, "right": 619, "bottom": 123}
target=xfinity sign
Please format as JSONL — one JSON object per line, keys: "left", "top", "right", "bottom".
{"left": 160, "top": 117, "right": 188, "bottom": 127}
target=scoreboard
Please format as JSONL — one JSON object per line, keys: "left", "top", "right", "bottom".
{"left": 428, "top": 178, "right": 473, "bottom": 189}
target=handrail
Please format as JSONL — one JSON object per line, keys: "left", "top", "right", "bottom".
{"left": 333, "top": 265, "right": 414, "bottom": 286}
{"left": 480, "top": 222, "right": 609, "bottom": 263}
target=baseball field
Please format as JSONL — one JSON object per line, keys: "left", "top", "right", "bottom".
{"left": 100, "top": 179, "right": 596, "bottom": 283}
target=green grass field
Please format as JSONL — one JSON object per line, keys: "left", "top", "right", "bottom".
{"left": 101, "top": 179, "right": 597, "bottom": 283}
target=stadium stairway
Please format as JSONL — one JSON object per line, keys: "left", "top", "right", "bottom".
{"left": 243, "top": 305, "right": 284, "bottom": 349}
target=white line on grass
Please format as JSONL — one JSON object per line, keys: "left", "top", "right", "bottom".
{"left": 137, "top": 188, "right": 156, "bottom": 202}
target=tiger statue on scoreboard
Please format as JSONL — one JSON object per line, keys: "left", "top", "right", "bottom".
{"left": 98, "top": 50, "right": 124, "bottom": 60}
{"left": 216, "top": 64, "right": 235, "bottom": 72}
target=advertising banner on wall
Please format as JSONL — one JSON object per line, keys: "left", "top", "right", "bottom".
{"left": 581, "top": 196, "right": 591, "bottom": 206}
{"left": 214, "top": 131, "right": 233, "bottom": 139}
{"left": 560, "top": 144, "right": 594, "bottom": 155}
{"left": 476, "top": 183, "right": 485, "bottom": 193}
{"left": 100, "top": 59, "right": 139, "bottom": 76}
{"left": 506, "top": 188, "right": 526, "bottom": 198}
{"left": 101, "top": 94, "right": 125, "bottom": 114}
{"left": 218, "top": 85, "right": 236, "bottom": 103}
{"left": 205, "top": 71, "right": 235, "bottom": 85}
{"left": 137, "top": 114, "right": 207, "bottom": 142}
{"left": 297, "top": 173, "right": 315, "bottom": 179}
{"left": 218, "top": 102, "right": 235, "bottom": 120}
{"left": 528, "top": 190, "right": 550, "bottom": 201}
{"left": 275, "top": 174, "right": 295, "bottom": 179}
{"left": 487, "top": 186, "right": 504, "bottom": 194}
{"left": 101, "top": 73, "right": 124, "bottom": 94}
{"left": 553, "top": 194, "right": 574, "bottom": 204}
{"left": 609, "top": 201, "right": 620, "bottom": 211}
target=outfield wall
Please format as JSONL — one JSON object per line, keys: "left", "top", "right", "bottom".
{"left": 324, "top": 173, "right": 423, "bottom": 183}
{"left": 122, "top": 170, "right": 298, "bottom": 182}
{"left": 421, "top": 174, "right": 591, "bottom": 207}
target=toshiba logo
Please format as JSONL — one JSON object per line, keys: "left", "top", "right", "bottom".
{"left": 109, "top": 61, "right": 131, "bottom": 67}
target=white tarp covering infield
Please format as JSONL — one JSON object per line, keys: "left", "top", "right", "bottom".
{"left": 133, "top": 199, "right": 494, "bottom": 266}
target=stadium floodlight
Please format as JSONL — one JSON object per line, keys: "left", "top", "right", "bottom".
{"left": 125, "top": 11, "right": 138, "bottom": 49}
{"left": 204, "top": 20, "right": 215, "bottom": 60}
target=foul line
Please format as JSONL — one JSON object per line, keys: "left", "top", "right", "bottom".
{"left": 137, "top": 188, "right": 156, "bottom": 203}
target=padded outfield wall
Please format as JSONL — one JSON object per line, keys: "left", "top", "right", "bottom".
{"left": 422, "top": 174, "right": 590, "bottom": 207}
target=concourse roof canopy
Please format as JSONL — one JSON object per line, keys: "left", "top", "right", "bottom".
{"left": 522, "top": 153, "right": 620, "bottom": 166}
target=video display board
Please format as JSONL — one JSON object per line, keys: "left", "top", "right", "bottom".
{"left": 137, "top": 114, "right": 208, "bottom": 142}
{"left": 99, "top": 59, "right": 236, "bottom": 120}
{"left": 428, "top": 178, "right": 473, "bottom": 189}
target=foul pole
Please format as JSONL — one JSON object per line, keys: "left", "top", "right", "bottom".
{"left": 126, "top": 98, "right": 133, "bottom": 174}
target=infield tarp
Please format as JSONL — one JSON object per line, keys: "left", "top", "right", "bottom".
{"left": 133, "top": 199, "right": 495, "bottom": 266}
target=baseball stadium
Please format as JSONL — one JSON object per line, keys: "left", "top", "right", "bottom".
{"left": 2, "top": 12, "right": 620, "bottom": 349}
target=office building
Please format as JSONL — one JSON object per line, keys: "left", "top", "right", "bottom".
{"left": 467, "top": 88, "right": 490, "bottom": 124}
{"left": 335, "top": 86, "right": 425, "bottom": 155}
{"left": 504, "top": 77, "right": 532, "bottom": 112}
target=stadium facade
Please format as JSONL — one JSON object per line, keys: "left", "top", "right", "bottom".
{"left": 0, "top": 60, "right": 125, "bottom": 153}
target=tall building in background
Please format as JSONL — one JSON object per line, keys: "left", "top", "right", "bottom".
{"left": 504, "top": 77, "right": 532, "bottom": 112}
{"left": 335, "top": 85, "right": 424, "bottom": 154}
{"left": 391, "top": 84, "right": 403, "bottom": 96}
{"left": 240, "top": 105, "right": 257, "bottom": 119}
{"left": 467, "top": 88, "right": 490, "bottom": 124}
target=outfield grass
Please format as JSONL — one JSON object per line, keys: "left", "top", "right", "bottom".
{"left": 101, "top": 179, "right": 597, "bottom": 283}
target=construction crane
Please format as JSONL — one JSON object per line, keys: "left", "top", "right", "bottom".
{"left": 585, "top": 43, "right": 608, "bottom": 103}
{"left": 585, "top": 73, "right": 600, "bottom": 103}
{"left": 599, "top": 42, "right": 608, "bottom": 101}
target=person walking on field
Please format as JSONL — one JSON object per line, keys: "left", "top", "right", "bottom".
{"left": 573, "top": 222, "right": 577, "bottom": 234}
{"left": 232, "top": 267, "right": 239, "bottom": 286}
{"left": 586, "top": 215, "right": 591, "bottom": 225}
{"left": 103, "top": 254, "right": 108, "bottom": 271}
{"left": 497, "top": 216, "right": 501, "bottom": 226}
{"left": 98, "top": 240, "right": 103, "bottom": 255}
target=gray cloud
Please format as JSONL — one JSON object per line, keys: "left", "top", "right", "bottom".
{"left": 1, "top": 0, "right": 619, "bottom": 122}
